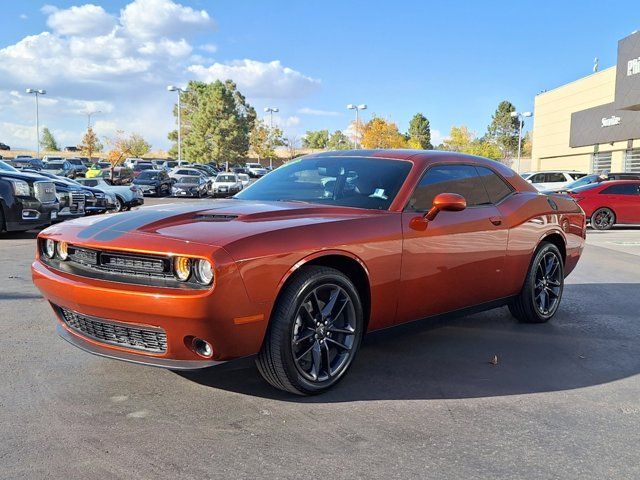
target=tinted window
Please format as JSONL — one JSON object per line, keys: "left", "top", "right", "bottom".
{"left": 82, "top": 180, "right": 98, "bottom": 187}
{"left": 569, "top": 173, "right": 587, "bottom": 180}
{"left": 475, "top": 166, "right": 513, "bottom": 203}
{"left": 600, "top": 184, "right": 640, "bottom": 195}
{"left": 529, "top": 173, "right": 545, "bottom": 183}
{"left": 0, "top": 160, "right": 17, "bottom": 172}
{"left": 216, "top": 175, "right": 236, "bottom": 182}
{"left": 408, "top": 164, "right": 491, "bottom": 211}
{"left": 236, "top": 156, "right": 412, "bottom": 210}
{"left": 545, "top": 172, "right": 566, "bottom": 182}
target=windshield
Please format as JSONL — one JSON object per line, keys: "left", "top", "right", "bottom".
{"left": 137, "top": 171, "right": 160, "bottom": 180}
{"left": 246, "top": 163, "right": 262, "bottom": 169}
{"left": 563, "top": 174, "right": 599, "bottom": 190}
{"left": 176, "top": 176, "right": 200, "bottom": 185}
{"left": 134, "top": 163, "right": 154, "bottom": 171}
{"left": 568, "top": 183, "right": 601, "bottom": 193}
{"left": 44, "top": 162, "right": 65, "bottom": 170}
{"left": 0, "top": 160, "right": 17, "bottom": 172}
{"left": 235, "top": 156, "right": 412, "bottom": 210}
{"left": 216, "top": 175, "right": 236, "bottom": 183}
{"left": 67, "top": 159, "right": 82, "bottom": 165}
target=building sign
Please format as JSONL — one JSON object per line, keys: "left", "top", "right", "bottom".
{"left": 570, "top": 31, "right": 640, "bottom": 147}
{"left": 601, "top": 115, "right": 621, "bottom": 127}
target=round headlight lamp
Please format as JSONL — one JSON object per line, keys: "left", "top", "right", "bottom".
{"left": 44, "top": 239, "right": 56, "bottom": 259}
{"left": 194, "top": 259, "right": 214, "bottom": 285}
{"left": 174, "top": 256, "right": 192, "bottom": 282}
{"left": 57, "top": 241, "right": 69, "bottom": 261}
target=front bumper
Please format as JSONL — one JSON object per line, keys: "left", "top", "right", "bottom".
{"left": 5, "top": 199, "right": 58, "bottom": 232}
{"left": 32, "top": 251, "right": 270, "bottom": 366}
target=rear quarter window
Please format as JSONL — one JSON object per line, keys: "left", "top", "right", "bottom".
{"left": 475, "top": 166, "right": 513, "bottom": 203}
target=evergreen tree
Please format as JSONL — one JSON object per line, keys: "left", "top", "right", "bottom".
{"left": 41, "top": 127, "right": 59, "bottom": 151}
{"left": 486, "top": 100, "right": 519, "bottom": 158}
{"left": 407, "top": 113, "right": 432, "bottom": 149}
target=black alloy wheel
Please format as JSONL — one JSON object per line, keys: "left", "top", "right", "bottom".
{"left": 591, "top": 208, "right": 615, "bottom": 230}
{"left": 509, "top": 241, "right": 564, "bottom": 323}
{"left": 256, "top": 266, "right": 363, "bottom": 395}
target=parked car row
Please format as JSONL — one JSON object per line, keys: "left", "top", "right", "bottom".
{"left": 525, "top": 170, "right": 640, "bottom": 230}
{"left": 0, "top": 159, "right": 145, "bottom": 234}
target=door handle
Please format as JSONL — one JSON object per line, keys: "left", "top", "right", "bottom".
{"left": 489, "top": 216, "right": 502, "bottom": 226}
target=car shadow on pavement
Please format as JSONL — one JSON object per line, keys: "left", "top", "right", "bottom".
{"left": 182, "top": 282, "right": 640, "bottom": 402}
{"left": 0, "top": 230, "right": 41, "bottom": 240}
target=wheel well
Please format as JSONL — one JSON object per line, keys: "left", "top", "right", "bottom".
{"left": 298, "top": 255, "right": 372, "bottom": 332}
{"left": 541, "top": 233, "right": 566, "bottom": 264}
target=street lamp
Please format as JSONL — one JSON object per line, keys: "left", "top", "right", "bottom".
{"left": 25, "top": 88, "right": 46, "bottom": 159}
{"left": 167, "top": 85, "right": 189, "bottom": 163}
{"left": 264, "top": 107, "right": 279, "bottom": 169}
{"left": 86, "top": 110, "right": 101, "bottom": 129}
{"left": 346, "top": 104, "right": 367, "bottom": 149}
{"left": 510, "top": 110, "right": 532, "bottom": 173}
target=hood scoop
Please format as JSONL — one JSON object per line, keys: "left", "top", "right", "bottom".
{"left": 195, "top": 213, "right": 238, "bottom": 222}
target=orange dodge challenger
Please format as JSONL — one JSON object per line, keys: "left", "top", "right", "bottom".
{"left": 33, "top": 150, "right": 586, "bottom": 395}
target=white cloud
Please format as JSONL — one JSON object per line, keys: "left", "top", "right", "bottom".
{"left": 46, "top": 4, "right": 116, "bottom": 37}
{"left": 188, "top": 59, "right": 321, "bottom": 99}
{"left": 298, "top": 107, "right": 341, "bottom": 117}
{"left": 199, "top": 43, "right": 217, "bottom": 53}
{"left": 120, "top": 0, "right": 213, "bottom": 39}
{"left": 19, "top": 14, "right": 28, "bottom": 20}
{"left": 431, "top": 129, "right": 444, "bottom": 146}
{"left": 0, "top": 0, "right": 321, "bottom": 150}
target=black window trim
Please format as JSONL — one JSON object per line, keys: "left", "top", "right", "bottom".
{"left": 403, "top": 162, "right": 516, "bottom": 212}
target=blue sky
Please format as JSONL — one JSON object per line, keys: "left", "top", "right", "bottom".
{"left": 0, "top": 0, "right": 638, "bottom": 151}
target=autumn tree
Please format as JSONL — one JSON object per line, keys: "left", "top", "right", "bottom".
{"left": 521, "top": 131, "right": 532, "bottom": 157}
{"left": 104, "top": 130, "right": 133, "bottom": 182}
{"left": 123, "top": 133, "right": 151, "bottom": 157}
{"left": 78, "top": 127, "right": 103, "bottom": 160}
{"left": 407, "top": 113, "right": 432, "bottom": 149}
{"left": 486, "top": 100, "right": 520, "bottom": 159}
{"left": 440, "top": 125, "right": 502, "bottom": 161}
{"left": 171, "top": 80, "right": 256, "bottom": 164}
{"left": 284, "top": 135, "right": 299, "bottom": 160}
{"left": 40, "top": 127, "right": 58, "bottom": 151}
{"left": 360, "top": 117, "right": 408, "bottom": 149}
{"left": 327, "top": 130, "right": 351, "bottom": 150}
{"left": 302, "top": 129, "right": 329, "bottom": 149}
{"left": 250, "top": 120, "right": 284, "bottom": 163}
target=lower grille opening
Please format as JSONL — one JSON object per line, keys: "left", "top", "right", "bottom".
{"left": 57, "top": 306, "right": 167, "bottom": 353}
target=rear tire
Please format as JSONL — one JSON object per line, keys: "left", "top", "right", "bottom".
{"left": 256, "top": 266, "right": 364, "bottom": 395}
{"left": 509, "top": 242, "right": 564, "bottom": 324}
{"left": 114, "top": 196, "right": 124, "bottom": 212}
{"left": 591, "top": 207, "right": 615, "bottom": 230}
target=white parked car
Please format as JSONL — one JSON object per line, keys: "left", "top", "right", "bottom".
{"left": 237, "top": 173, "right": 250, "bottom": 187}
{"left": 75, "top": 177, "right": 144, "bottom": 212}
{"left": 169, "top": 167, "right": 209, "bottom": 183}
{"left": 210, "top": 173, "right": 243, "bottom": 197}
{"left": 521, "top": 171, "right": 587, "bottom": 190}
{"left": 245, "top": 162, "right": 268, "bottom": 178}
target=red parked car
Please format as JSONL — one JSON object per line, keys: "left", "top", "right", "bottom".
{"left": 33, "top": 151, "right": 586, "bottom": 395}
{"left": 567, "top": 180, "right": 640, "bottom": 230}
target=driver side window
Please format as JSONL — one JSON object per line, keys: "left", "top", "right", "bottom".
{"left": 408, "top": 164, "right": 491, "bottom": 211}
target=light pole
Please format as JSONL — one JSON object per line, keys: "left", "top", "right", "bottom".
{"left": 167, "top": 85, "right": 189, "bottom": 163}
{"left": 510, "top": 110, "right": 532, "bottom": 173}
{"left": 86, "top": 110, "right": 101, "bottom": 129}
{"left": 346, "top": 104, "right": 367, "bottom": 149}
{"left": 25, "top": 88, "right": 46, "bottom": 158}
{"left": 264, "top": 107, "right": 279, "bottom": 169}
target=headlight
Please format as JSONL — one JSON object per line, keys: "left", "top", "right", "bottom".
{"left": 57, "top": 241, "right": 69, "bottom": 260}
{"left": 44, "top": 239, "right": 56, "bottom": 259}
{"left": 194, "top": 259, "right": 214, "bottom": 285}
{"left": 10, "top": 179, "right": 30, "bottom": 196}
{"left": 173, "top": 256, "right": 191, "bottom": 281}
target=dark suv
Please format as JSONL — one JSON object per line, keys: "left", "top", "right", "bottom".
{"left": 132, "top": 169, "right": 172, "bottom": 196}
{"left": 0, "top": 161, "right": 58, "bottom": 232}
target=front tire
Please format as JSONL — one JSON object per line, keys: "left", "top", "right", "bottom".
{"left": 591, "top": 207, "right": 615, "bottom": 230}
{"left": 509, "top": 242, "right": 564, "bottom": 324}
{"left": 256, "top": 266, "right": 364, "bottom": 395}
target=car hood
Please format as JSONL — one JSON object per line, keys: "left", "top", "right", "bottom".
{"left": 42, "top": 200, "right": 388, "bottom": 251}
{"left": 0, "top": 170, "right": 51, "bottom": 182}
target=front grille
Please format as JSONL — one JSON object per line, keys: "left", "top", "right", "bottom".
{"left": 58, "top": 306, "right": 167, "bottom": 353}
{"left": 34, "top": 181, "right": 57, "bottom": 203}
{"left": 68, "top": 246, "right": 170, "bottom": 276}
{"left": 70, "top": 192, "right": 85, "bottom": 212}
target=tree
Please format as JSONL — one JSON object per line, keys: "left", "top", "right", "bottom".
{"left": 40, "top": 127, "right": 58, "bottom": 151}
{"left": 302, "top": 129, "right": 329, "bottom": 149}
{"left": 327, "top": 130, "right": 350, "bottom": 150}
{"left": 173, "top": 80, "right": 256, "bottom": 164}
{"left": 486, "top": 100, "right": 519, "bottom": 159}
{"left": 284, "top": 135, "right": 299, "bottom": 160}
{"left": 104, "top": 130, "right": 133, "bottom": 182}
{"left": 521, "top": 131, "right": 532, "bottom": 158}
{"left": 440, "top": 125, "right": 503, "bottom": 161}
{"left": 407, "top": 113, "right": 432, "bottom": 149}
{"left": 250, "top": 120, "right": 283, "bottom": 163}
{"left": 360, "top": 117, "right": 408, "bottom": 149}
{"left": 123, "top": 133, "right": 151, "bottom": 157}
{"left": 78, "top": 127, "right": 103, "bottom": 160}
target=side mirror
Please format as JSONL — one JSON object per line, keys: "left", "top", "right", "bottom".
{"left": 410, "top": 193, "right": 466, "bottom": 230}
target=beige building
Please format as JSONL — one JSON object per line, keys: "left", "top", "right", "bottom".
{"left": 531, "top": 31, "right": 640, "bottom": 174}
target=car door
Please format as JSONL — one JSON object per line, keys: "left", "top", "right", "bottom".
{"left": 600, "top": 183, "right": 640, "bottom": 223}
{"left": 397, "top": 164, "right": 509, "bottom": 323}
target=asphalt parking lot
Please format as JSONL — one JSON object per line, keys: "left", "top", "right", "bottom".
{"left": 1, "top": 199, "right": 639, "bottom": 479}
